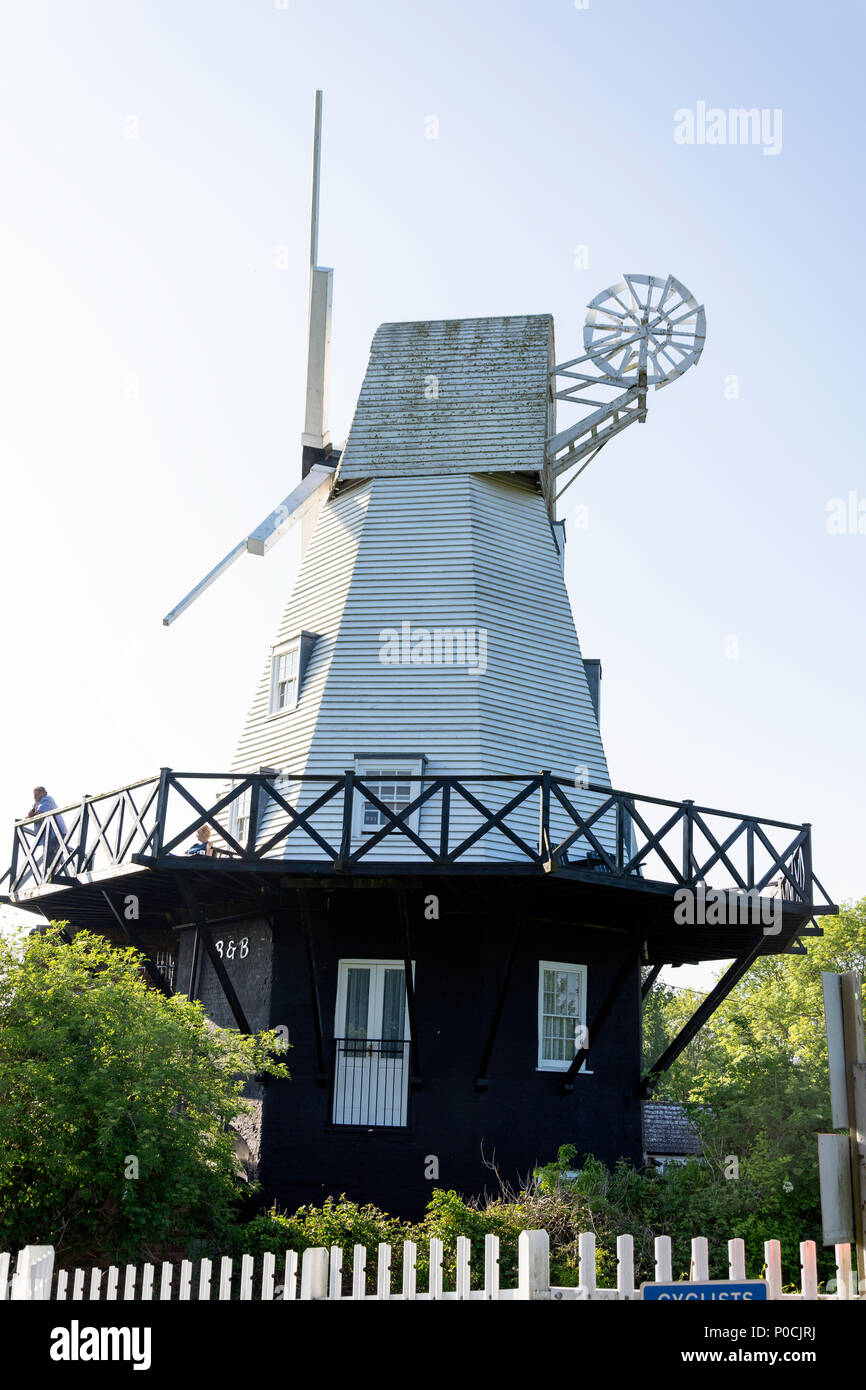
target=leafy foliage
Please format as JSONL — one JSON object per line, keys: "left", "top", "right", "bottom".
{"left": 0, "top": 926, "right": 288, "bottom": 1263}
{"left": 636, "top": 899, "right": 866, "bottom": 1279}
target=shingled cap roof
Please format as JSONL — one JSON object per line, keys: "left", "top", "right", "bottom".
{"left": 642, "top": 1102, "right": 704, "bottom": 1157}
{"left": 335, "top": 314, "right": 553, "bottom": 482}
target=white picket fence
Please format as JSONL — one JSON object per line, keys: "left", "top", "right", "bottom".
{"left": 2, "top": 1231, "right": 860, "bottom": 1301}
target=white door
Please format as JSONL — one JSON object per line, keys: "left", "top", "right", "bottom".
{"left": 332, "top": 961, "right": 411, "bottom": 1126}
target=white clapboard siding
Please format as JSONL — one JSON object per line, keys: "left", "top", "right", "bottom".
{"left": 230, "top": 469, "right": 615, "bottom": 865}
{"left": 6, "top": 1231, "right": 855, "bottom": 1301}
{"left": 230, "top": 480, "right": 370, "bottom": 783}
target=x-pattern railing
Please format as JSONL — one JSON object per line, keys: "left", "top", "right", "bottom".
{"left": 3, "top": 769, "right": 835, "bottom": 913}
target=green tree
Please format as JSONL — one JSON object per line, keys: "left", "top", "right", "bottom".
{"left": 640, "top": 900, "right": 866, "bottom": 1275}
{"left": 0, "top": 925, "right": 288, "bottom": 1263}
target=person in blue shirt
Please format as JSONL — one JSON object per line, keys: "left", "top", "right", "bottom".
{"left": 186, "top": 825, "right": 216, "bottom": 857}
{"left": 27, "top": 786, "right": 68, "bottom": 874}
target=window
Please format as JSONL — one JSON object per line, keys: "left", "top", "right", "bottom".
{"left": 268, "top": 631, "right": 316, "bottom": 716}
{"left": 332, "top": 960, "right": 413, "bottom": 1126}
{"left": 354, "top": 755, "right": 425, "bottom": 839}
{"left": 231, "top": 784, "right": 252, "bottom": 848}
{"left": 270, "top": 642, "right": 300, "bottom": 714}
{"left": 538, "top": 961, "right": 588, "bottom": 1071}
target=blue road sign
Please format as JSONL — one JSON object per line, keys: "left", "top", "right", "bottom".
{"left": 642, "top": 1280, "right": 768, "bottom": 1300}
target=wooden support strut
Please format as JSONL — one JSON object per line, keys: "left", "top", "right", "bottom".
{"left": 640, "top": 933, "right": 767, "bottom": 1097}
{"left": 561, "top": 940, "right": 640, "bottom": 1092}
{"left": 475, "top": 894, "right": 526, "bottom": 1090}
{"left": 187, "top": 923, "right": 202, "bottom": 1001}
{"left": 641, "top": 962, "right": 663, "bottom": 1000}
{"left": 839, "top": 972, "right": 866, "bottom": 1293}
{"left": 100, "top": 890, "right": 173, "bottom": 997}
{"left": 397, "top": 890, "right": 421, "bottom": 1085}
{"left": 297, "top": 888, "right": 329, "bottom": 1085}
{"left": 175, "top": 877, "right": 252, "bottom": 1035}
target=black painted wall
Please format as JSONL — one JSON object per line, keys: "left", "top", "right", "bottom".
{"left": 175, "top": 884, "right": 644, "bottom": 1220}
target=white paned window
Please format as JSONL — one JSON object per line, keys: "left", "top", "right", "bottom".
{"left": 269, "top": 642, "right": 300, "bottom": 715}
{"left": 538, "top": 961, "right": 588, "bottom": 1071}
{"left": 332, "top": 959, "right": 413, "bottom": 1126}
{"left": 354, "top": 757, "right": 424, "bottom": 838}
{"left": 231, "top": 784, "right": 252, "bottom": 848}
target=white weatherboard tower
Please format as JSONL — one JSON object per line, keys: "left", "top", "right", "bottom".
{"left": 165, "top": 94, "right": 706, "bottom": 863}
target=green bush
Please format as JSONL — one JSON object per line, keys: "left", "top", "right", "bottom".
{"left": 0, "top": 926, "right": 288, "bottom": 1264}
{"left": 224, "top": 1146, "right": 835, "bottom": 1293}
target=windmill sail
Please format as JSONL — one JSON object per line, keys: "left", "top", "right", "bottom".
{"left": 162, "top": 89, "right": 335, "bottom": 627}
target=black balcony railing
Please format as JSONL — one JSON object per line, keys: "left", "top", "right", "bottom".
{"left": 0, "top": 767, "right": 835, "bottom": 914}
{"left": 331, "top": 1038, "right": 411, "bottom": 1128}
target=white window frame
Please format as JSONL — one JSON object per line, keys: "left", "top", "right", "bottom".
{"left": 353, "top": 755, "right": 425, "bottom": 840}
{"left": 537, "top": 960, "right": 589, "bottom": 1072}
{"left": 333, "top": 958, "right": 415, "bottom": 1041}
{"left": 229, "top": 783, "right": 252, "bottom": 849}
{"left": 332, "top": 959, "right": 414, "bottom": 1128}
{"left": 268, "top": 639, "right": 301, "bottom": 716}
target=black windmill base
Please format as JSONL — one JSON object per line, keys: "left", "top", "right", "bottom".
{"left": 1, "top": 769, "right": 835, "bottom": 1220}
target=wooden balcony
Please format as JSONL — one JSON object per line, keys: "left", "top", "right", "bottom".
{"left": 0, "top": 768, "right": 835, "bottom": 965}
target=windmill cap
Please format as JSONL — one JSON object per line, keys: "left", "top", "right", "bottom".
{"left": 336, "top": 314, "right": 553, "bottom": 483}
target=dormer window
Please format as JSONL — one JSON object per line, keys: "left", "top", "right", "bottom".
{"left": 268, "top": 632, "right": 315, "bottom": 717}
{"left": 271, "top": 643, "right": 299, "bottom": 713}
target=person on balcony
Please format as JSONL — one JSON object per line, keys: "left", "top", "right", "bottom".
{"left": 186, "top": 825, "right": 216, "bottom": 857}
{"left": 26, "top": 786, "right": 68, "bottom": 874}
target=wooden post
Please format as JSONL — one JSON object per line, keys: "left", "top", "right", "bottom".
{"left": 153, "top": 767, "right": 172, "bottom": 859}
{"left": 840, "top": 971, "right": 866, "bottom": 1292}
{"left": 578, "top": 1231, "right": 596, "bottom": 1298}
{"left": 800, "top": 1241, "right": 819, "bottom": 1300}
{"left": 328, "top": 1246, "right": 343, "bottom": 1300}
{"left": 402, "top": 1241, "right": 417, "bottom": 1301}
{"left": 455, "top": 1236, "right": 471, "bottom": 1300}
{"left": 728, "top": 1238, "right": 746, "bottom": 1281}
{"left": 300, "top": 1247, "right": 329, "bottom": 1300}
{"left": 337, "top": 770, "right": 354, "bottom": 869}
{"left": 539, "top": 771, "right": 552, "bottom": 868}
{"left": 439, "top": 780, "right": 451, "bottom": 861}
{"left": 690, "top": 1236, "right": 709, "bottom": 1282}
{"left": 764, "top": 1240, "right": 783, "bottom": 1300}
{"left": 77, "top": 795, "right": 90, "bottom": 875}
{"left": 654, "top": 1235, "right": 672, "bottom": 1283}
{"left": 835, "top": 1243, "right": 853, "bottom": 1300}
{"left": 377, "top": 1243, "right": 391, "bottom": 1301}
{"left": 616, "top": 1235, "right": 635, "bottom": 1300}
{"left": 682, "top": 800, "right": 694, "bottom": 881}
{"left": 615, "top": 795, "right": 625, "bottom": 871}
{"left": 800, "top": 823, "right": 813, "bottom": 903}
{"left": 428, "top": 1238, "right": 444, "bottom": 1301}
{"left": 246, "top": 778, "right": 261, "bottom": 858}
{"left": 12, "top": 1245, "right": 54, "bottom": 1300}
{"left": 484, "top": 1234, "right": 500, "bottom": 1300}
{"left": 351, "top": 1245, "right": 366, "bottom": 1300}
{"left": 518, "top": 1230, "right": 550, "bottom": 1300}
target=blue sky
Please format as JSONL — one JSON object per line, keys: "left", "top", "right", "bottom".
{"left": 1, "top": 0, "right": 863, "bottom": 978}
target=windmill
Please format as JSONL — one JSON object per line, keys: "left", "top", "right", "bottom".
{"left": 3, "top": 92, "right": 833, "bottom": 1219}
{"left": 162, "top": 95, "right": 707, "bottom": 871}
